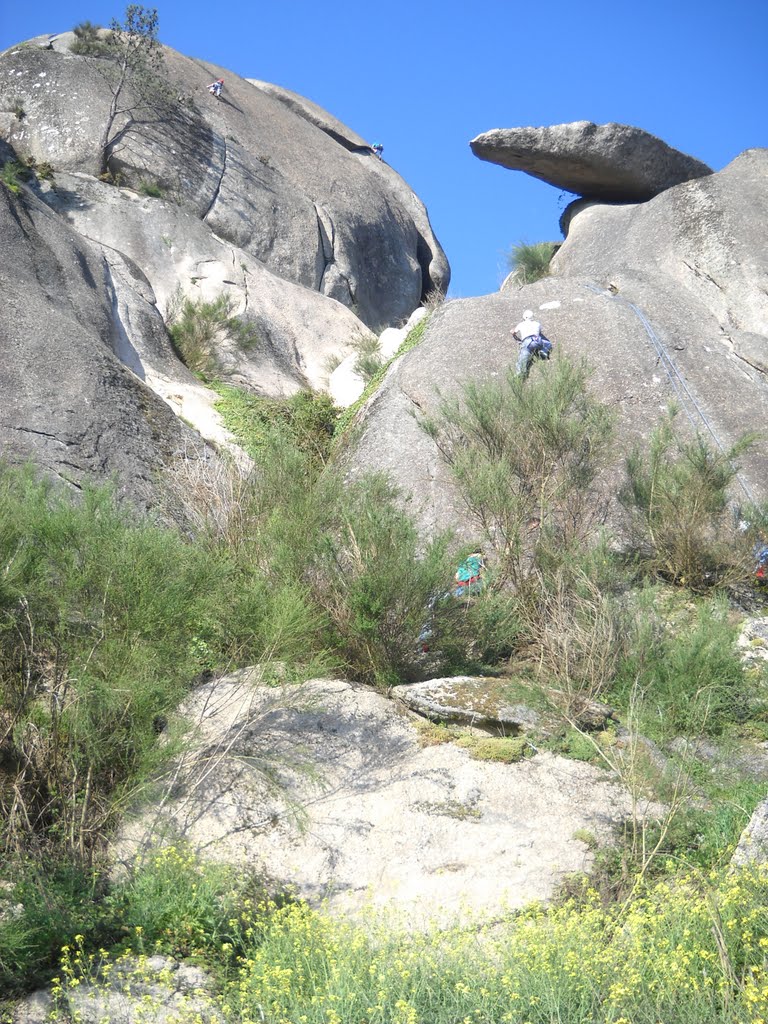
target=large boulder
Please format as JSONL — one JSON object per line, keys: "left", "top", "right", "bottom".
{"left": 0, "top": 183, "right": 220, "bottom": 511}
{"left": 116, "top": 672, "right": 640, "bottom": 925}
{"left": 342, "top": 151, "right": 768, "bottom": 542}
{"left": 470, "top": 121, "right": 713, "bottom": 201}
{"left": 0, "top": 40, "right": 449, "bottom": 333}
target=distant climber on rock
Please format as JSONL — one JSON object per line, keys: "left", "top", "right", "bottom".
{"left": 512, "top": 309, "right": 552, "bottom": 380}
{"left": 372, "top": 142, "right": 384, "bottom": 160}
{"left": 208, "top": 79, "right": 224, "bottom": 98}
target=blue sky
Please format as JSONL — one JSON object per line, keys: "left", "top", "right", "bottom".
{"left": 2, "top": 0, "right": 766, "bottom": 298}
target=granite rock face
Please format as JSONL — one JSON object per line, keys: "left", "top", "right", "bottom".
{"left": 470, "top": 121, "right": 712, "bottom": 201}
{"left": 0, "top": 183, "right": 215, "bottom": 513}
{"left": 0, "top": 40, "right": 449, "bottom": 333}
{"left": 0, "top": 33, "right": 448, "bottom": 497}
{"left": 343, "top": 151, "right": 768, "bottom": 542}
{"left": 732, "top": 797, "right": 768, "bottom": 868}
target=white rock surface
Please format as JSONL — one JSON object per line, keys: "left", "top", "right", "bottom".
{"left": 117, "top": 672, "right": 652, "bottom": 928}
{"left": 328, "top": 352, "right": 366, "bottom": 408}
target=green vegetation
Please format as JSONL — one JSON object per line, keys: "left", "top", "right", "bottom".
{"left": 168, "top": 294, "right": 260, "bottom": 377}
{"left": 506, "top": 240, "right": 558, "bottom": 285}
{"left": 34, "top": 854, "right": 768, "bottom": 1024}
{"left": 3, "top": 347, "right": 768, "bottom": 1018}
{"left": 612, "top": 591, "right": 755, "bottom": 739}
{"left": 69, "top": 20, "right": 109, "bottom": 56}
{"left": 80, "top": 6, "right": 177, "bottom": 178}
{"left": 1, "top": 160, "right": 31, "bottom": 194}
{"left": 137, "top": 178, "right": 163, "bottom": 197}
{"left": 352, "top": 334, "right": 385, "bottom": 383}
{"left": 335, "top": 311, "right": 433, "bottom": 440}
{"left": 213, "top": 384, "right": 338, "bottom": 463}
{"left": 422, "top": 355, "right": 615, "bottom": 597}
{"left": 455, "top": 733, "right": 531, "bottom": 762}
{"left": 620, "top": 408, "right": 757, "bottom": 589}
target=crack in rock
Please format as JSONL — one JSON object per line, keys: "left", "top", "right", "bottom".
{"left": 202, "top": 133, "right": 228, "bottom": 221}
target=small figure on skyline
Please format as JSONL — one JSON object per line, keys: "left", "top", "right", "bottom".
{"left": 512, "top": 309, "right": 553, "bottom": 380}
{"left": 372, "top": 142, "right": 384, "bottom": 160}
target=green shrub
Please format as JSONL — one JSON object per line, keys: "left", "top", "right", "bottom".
{"left": 620, "top": 409, "right": 756, "bottom": 589}
{"left": 108, "top": 845, "right": 240, "bottom": 957}
{"left": 1, "top": 160, "right": 31, "bottom": 194}
{"left": 223, "top": 425, "right": 472, "bottom": 687}
{"left": 0, "top": 466, "right": 255, "bottom": 862}
{"left": 424, "top": 356, "right": 615, "bottom": 593}
{"left": 309, "top": 473, "right": 459, "bottom": 686}
{"left": 69, "top": 21, "right": 109, "bottom": 56}
{"left": 352, "top": 334, "right": 384, "bottom": 383}
{"left": 506, "top": 240, "right": 558, "bottom": 285}
{"left": 613, "top": 592, "right": 749, "bottom": 738}
{"left": 167, "top": 294, "right": 260, "bottom": 378}
{"left": 213, "top": 385, "right": 338, "bottom": 464}
{"left": 0, "top": 861, "right": 114, "bottom": 996}
{"left": 137, "top": 179, "right": 163, "bottom": 198}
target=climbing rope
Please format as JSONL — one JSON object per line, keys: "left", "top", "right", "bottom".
{"left": 585, "top": 283, "right": 755, "bottom": 503}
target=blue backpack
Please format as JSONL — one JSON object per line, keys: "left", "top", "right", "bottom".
{"left": 530, "top": 337, "right": 552, "bottom": 360}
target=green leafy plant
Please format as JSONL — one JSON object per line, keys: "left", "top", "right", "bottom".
{"left": 506, "top": 240, "right": 558, "bottom": 285}
{"left": 423, "top": 356, "right": 615, "bottom": 594}
{"left": 0, "top": 160, "right": 29, "bottom": 193}
{"left": 309, "top": 472, "right": 459, "bottom": 687}
{"left": 352, "top": 334, "right": 384, "bottom": 383}
{"left": 213, "top": 386, "right": 338, "bottom": 464}
{"left": 613, "top": 592, "right": 750, "bottom": 738}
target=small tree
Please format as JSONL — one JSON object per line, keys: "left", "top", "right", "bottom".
{"left": 88, "top": 6, "right": 172, "bottom": 177}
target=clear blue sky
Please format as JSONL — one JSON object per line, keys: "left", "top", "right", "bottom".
{"left": 2, "top": 0, "right": 766, "bottom": 298}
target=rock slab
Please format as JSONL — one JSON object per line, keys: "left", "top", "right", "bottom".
{"left": 470, "top": 121, "right": 712, "bottom": 201}
{"left": 117, "top": 672, "right": 644, "bottom": 927}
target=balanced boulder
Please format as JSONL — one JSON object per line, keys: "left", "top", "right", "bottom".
{"left": 470, "top": 121, "right": 712, "bottom": 201}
